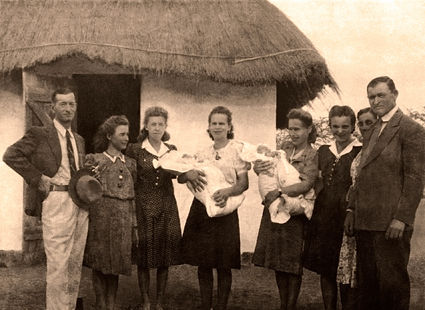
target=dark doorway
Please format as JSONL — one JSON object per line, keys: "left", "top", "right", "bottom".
{"left": 74, "top": 74, "right": 141, "bottom": 154}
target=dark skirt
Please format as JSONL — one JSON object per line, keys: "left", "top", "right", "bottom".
{"left": 180, "top": 198, "right": 241, "bottom": 269}
{"left": 252, "top": 207, "right": 306, "bottom": 275}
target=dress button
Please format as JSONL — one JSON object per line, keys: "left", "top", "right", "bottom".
{"left": 119, "top": 175, "right": 123, "bottom": 180}
{"left": 156, "top": 176, "right": 159, "bottom": 179}
{"left": 118, "top": 183, "right": 122, "bottom": 188}
{"left": 155, "top": 183, "right": 158, "bottom": 186}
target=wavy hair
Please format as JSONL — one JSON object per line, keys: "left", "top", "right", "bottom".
{"left": 93, "top": 115, "right": 129, "bottom": 153}
{"left": 287, "top": 108, "right": 317, "bottom": 144}
{"left": 137, "top": 106, "right": 171, "bottom": 142}
{"left": 206, "top": 106, "right": 234, "bottom": 140}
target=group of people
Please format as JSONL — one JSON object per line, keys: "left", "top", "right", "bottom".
{"left": 3, "top": 75, "right": 425, "bottom": 310}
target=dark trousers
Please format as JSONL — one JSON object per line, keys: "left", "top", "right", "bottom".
{"left": 355, "top": 229, "right": 412, "bottom": 310}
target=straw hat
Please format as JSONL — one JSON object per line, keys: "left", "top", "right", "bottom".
{"left": 68, "top": 168, "right": 103, "bottom": 211}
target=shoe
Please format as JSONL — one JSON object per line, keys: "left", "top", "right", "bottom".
{"left": 76, "top": 297, "right": 84, "bottom": 310}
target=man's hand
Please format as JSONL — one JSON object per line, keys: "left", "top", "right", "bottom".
{"left": 253, "top": 159, "right": 274, "bottom": 175}
{"left": 264, "top": 189, "right": 281, "bottom": 208}
{"left": 385, "top": 219, "right": 406, "bottom": 240}
{"left": 38, "top": 174, "right": 51, "bottom": 198}
{"left": 344, "top": 212, "right": 355, "bottom": 237}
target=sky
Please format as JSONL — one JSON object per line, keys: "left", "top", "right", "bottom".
{"left": 269, "top": 0, "right": 425, "bottom": 117}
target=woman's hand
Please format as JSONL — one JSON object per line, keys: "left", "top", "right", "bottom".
{"left": 212, "top": 188, "right": 232, "bottom": 208}
{"left": 253, "top": 159, "right": 274, "bottom": 175}
{"left": 264, "top": 189, "right": 281, "bottom": 208}
{"left": 344, "top": 211, "right": 355, "bottom": 237}
{"left": 185, "top": 169, "right": 207, "bottom": 192}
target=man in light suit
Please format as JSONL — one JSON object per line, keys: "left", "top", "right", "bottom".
{"left": 3, "top": 88, "right": 88, "bottom": 310}
{"left": 345, "top": 76, "right": 425, "bottom": 310}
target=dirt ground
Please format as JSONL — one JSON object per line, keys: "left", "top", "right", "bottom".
{"left": 1, "top": 257, "right": 424, "bottom": 310}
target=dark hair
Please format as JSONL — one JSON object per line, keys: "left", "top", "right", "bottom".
{"left": 287, "top": 108, "right": 317, "bottom": 144}
{"left": 93, "top": 115, "right": 129, "bottom": 153}
{"left": 357, "top": 107, "right": 377, "bottom": 120}
{"left": 51, "top": 87, "right": 74, "bottom": 103}
{"left": 137, "top": 106, "right": 170, "bottom": 142}
{"left": 367, "top": 76, "right": 397, "bottom": 94}
{"left": 207, "top": 106, "right": 234, "bottom": 140}
{"left": 329, "top": 105, "right": 356, "bottom": 133}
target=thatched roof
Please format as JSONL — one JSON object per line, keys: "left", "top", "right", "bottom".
{"left": 0, "top": 0, "right": 338, "bottom": 95}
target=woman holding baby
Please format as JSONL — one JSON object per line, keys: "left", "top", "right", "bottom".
{"left": 179, "top": 106, "right": 251, "bottom": 310}
{"left": 252, "top": 108, "right": 319, "bottom": 310}
{"left": 126, "top": 107, "right": 181, "bottom": 310}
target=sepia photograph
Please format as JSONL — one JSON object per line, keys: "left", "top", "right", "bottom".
{"left": 1, "top": 0, "right": 424, "bottom": 309}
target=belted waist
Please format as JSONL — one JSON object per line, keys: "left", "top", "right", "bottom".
{"left": 50, "top": 184, "right": 69, "bottom": 191}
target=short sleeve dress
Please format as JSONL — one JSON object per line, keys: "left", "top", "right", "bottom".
{"left": 126, "top": 141, "right": 181, "bottom": 268}
{"left": 252, "top": 141, "right": 319, "bottom": 275}
{"left": 180, "top": 140, "right": 251, "bottom": 269}
{"left": 303, "top": 139, "right": 361, "bottom": 278}
{"left": 83, "top": 152, "right": 137, "bottom": 276}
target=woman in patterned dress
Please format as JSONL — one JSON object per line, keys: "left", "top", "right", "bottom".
{"left": 337, "top": 107, "right": 377, "bottom": 309}
{"left": 178, "top": 106, "right": 250, "bottom": 310}
{"left": 252, "top": 108, "right": 319, "bottom": 310}
{"left": 83, "top": 115, "right": 137, "bottom": 310}
{"left": 303, "top": 105, "right": 362, "bottom": 310}
{"left": 126, "top": 107, "right": 181, "bottom": 310}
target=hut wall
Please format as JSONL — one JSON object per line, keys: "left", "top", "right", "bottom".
{"left": 0, "top": 71, "right": 24, "bottom": 255}
{"left": 140, "top": 75, "right": 276, "bottom": 252}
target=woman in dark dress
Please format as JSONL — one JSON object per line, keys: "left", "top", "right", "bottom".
{"left": 252, "top": 108, "right": 319, "bottom": 310}
{"left": 126, "top": 107, "right": 181, "bottom": 310}
{"left": 178, "top": 106, "right": 250, "bottom": 310}
{"left": 84, "top": 115, "right": 137, "bottom": 310}
{"left": 303, "top": 105, "right": 362, "bottom": 310}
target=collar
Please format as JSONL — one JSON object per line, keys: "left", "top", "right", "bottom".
{"left": 53, "top": 119, "right": 74, "bottom": 139}
{"left": 141, "top": 139, "right": 170, "bottom": 157}
{"left": 103, "top": 151, "right": 126, "bottom": 163}
{"left": 380, "top": 105, "right": 398, "bottom": 123}
{"left": 329, "top": 137, "right": 362, "bottom": 158}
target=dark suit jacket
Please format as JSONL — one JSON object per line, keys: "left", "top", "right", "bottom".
{"left": 3, "top": 123, "right": 85, "bottom": 217}
{"left": 352, "top": 109, "right": 425, "bottom": 231}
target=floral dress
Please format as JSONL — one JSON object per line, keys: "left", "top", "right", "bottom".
{"left": 126, "top": 140, "right": 181, "bottom": 268}
{"left": 303, "top": 139, "right": 361, "bottom": 278}
{"left": 252, "top": 141, "right": 318, "bottom": 275}
{"left": 336, "top": 150, "right": 362, "bottom": 287}
{"left": 83, "top": 152, "right": 137, "bottom": 276}
{"left": 180, "top": 140, "right": 251, "bottom": 269}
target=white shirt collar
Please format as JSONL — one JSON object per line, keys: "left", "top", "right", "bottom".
{"left": 380, "top": 105, "right": 398, "bottom": 123}
{"left": 141, "top": 139, "right": 170, "bottom": 157}
{"left": 103, "top": 151, "right": 126, "bottom": 163}
{"left": 53, "top": 118, "right": 74, "bottom": 138}
{"left": 329, "top": 137, "right": 362, "bottom": 158}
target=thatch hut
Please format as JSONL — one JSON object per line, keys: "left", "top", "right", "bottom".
{"left": 0, "top": 0, "right": 338, "bottom": 264}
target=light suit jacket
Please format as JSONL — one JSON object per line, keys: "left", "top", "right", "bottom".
{"left": 3, "top": 123, "right": 85, "bottom": 217}
{"left": 351, "top": 109, "right": 425, "bottom": 231}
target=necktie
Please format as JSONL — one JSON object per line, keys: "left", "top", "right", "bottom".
{"left": 66, "top": 130, "right": 77, "bottom": 177}
{"left": 360, "top": 119, "right": 383, "bottom": 167}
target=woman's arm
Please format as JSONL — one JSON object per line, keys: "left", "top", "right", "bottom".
{"left": 212, "top": 172, "right": 249, "bottom": 207}
{"left": 177, "top": 169, "right": 207, "bottom": 191}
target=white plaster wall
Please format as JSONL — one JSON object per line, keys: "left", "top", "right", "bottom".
{"left": 0, "top": 75, "right": 24, "bottom": 251}
{"left": 140, "top": 75, "right": 276, "bottom": 252}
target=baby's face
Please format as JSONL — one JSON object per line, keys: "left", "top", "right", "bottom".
{"left": 257, "top": 145, "right": 271, "bottom": 154}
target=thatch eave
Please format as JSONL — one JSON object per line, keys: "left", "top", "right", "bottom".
{"left": 0, "top": 0, "right": 339, "bottom": 94}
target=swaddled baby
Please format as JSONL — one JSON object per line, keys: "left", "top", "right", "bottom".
{"left": 154, "top": 151, "right": 245, "bottom": 218}
{"left": 239, "top": 143, "right": 314, "bottom": 224}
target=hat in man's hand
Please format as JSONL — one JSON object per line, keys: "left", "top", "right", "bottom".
{"left": 68, "top": 168, "right": 103, "bottom": 210}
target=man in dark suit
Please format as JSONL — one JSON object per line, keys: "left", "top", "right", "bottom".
{"left": 345, "top": 76, "right": 425, "bottom": 310}
{"left": 3, "top": 88, "right": 88, "bottom": 310}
